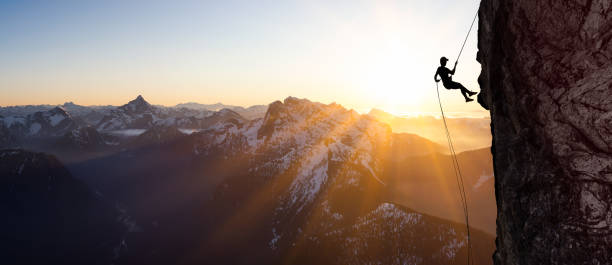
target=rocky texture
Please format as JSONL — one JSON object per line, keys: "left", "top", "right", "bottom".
{"left": 70, "top": 97, "right": 496, "bottom": 264}
{"left": 57, "top": 126, "right": 118, "bottom": 150}
{"left": 130, "top": 125, "right": 185, "bottom": 147}
{"left": 477, "top": 0, "right": 612, "bottom": 264}
{"left": 176, "top": 102, "right": 268, "bottom": 120}
{"left": 0, "top": 121, "right": 17, "bottom": 148}
{"left": 95, "top": 95, "right": 249, "bottom": 131}
{"left": 195, "top": 97, "right": 495, "bottom": 265}
{"left": 0, "top": 106, "right": 79, "bottom": 139}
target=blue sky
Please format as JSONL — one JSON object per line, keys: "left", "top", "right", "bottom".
{"left": 0, "top": 0, "right": 484, "bottom": 116}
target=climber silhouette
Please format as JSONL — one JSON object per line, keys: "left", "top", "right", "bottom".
{"left": 434, "top": 57, "right": 477, "bottom": 102}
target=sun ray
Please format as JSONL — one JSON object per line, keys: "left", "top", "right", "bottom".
{"left": 279, "top": 107, "right": 366, "bottom": 263}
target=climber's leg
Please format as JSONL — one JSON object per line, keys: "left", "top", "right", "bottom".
{"left": 455, "top": 82, "right": 476, "bottom": 97}
{"left": 445, "top": 82, "right": 474, "bottom": 102}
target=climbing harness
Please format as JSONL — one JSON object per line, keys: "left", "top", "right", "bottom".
{"left": 435, "top": 8, "right": 479, "bottom": 265}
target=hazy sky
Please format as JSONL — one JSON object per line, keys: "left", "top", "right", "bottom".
{"left": 0, "top": 0, "right": 485, "bottom": 116}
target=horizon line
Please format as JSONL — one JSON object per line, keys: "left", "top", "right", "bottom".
{"left": 1, "top": 94, "right": 490, "bottom": 119}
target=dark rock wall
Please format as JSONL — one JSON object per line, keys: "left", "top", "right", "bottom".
{"left": 477, "top": 0, "right": 612, "bottom": 264}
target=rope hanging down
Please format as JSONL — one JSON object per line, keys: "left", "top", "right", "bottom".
{"left": 436, "top": 82, "right": 473, "bottom": 265}
{"left": 436, "top": 8, "right": 479, "bottom": 265}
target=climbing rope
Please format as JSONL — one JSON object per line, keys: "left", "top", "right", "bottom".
{"left": 436, "top": 8, "right": 479, "bottom": 265}
{"left": 455, "top": 9, "right": 479, "bottom": 65}
{"left": 436, "top": 82, "right": 473, "bottom": 265}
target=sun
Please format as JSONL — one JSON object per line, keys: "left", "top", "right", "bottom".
{"left": 356, "top": 47, "right": 431, "bottom": 114}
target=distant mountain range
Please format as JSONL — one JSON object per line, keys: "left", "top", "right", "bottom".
{"left": 174, "top": 102, "right": 268, "bottom": 119}
{"left": 368, "top": 108, "right": 492, "bottom": 153}
{"left": 0, "top": 95, "right": 266, "bottom": 151}
{"left": 1, "top": 96, "right": 495, "bottom": 264}
{"left": 0, "top": 102, "right": 115, "bottom": 117}
{"left": 0, "top": 97, "right": 267, "bottom": 128}
{"left": 0, "top": 106, "right": 77, "bottom": 137}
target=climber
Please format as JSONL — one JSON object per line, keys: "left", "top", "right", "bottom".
{"left": 434, "top": 57, "right": 477, "bottom": 102}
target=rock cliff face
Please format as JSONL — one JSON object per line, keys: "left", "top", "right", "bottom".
{"left": 477, "top": 0, "right": 612, "bottom": 264}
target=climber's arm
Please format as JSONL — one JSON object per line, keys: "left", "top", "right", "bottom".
{"left": 450, "top": 61, "right": 457, "bottom": 75}
{"left": 434, "top": 69, "right": 440, "bottom": 82}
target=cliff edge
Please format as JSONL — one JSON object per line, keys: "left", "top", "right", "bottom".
{"left": 477, "top": 0, "right": 612, "bottom": 264}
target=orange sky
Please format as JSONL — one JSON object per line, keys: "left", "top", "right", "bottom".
{"left": 0, "top": 1, "right": 487, "bottom": 117}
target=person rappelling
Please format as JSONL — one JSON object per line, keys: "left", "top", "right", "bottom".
{"left": 433, "top": 9, "right": 479, "bottom": 265}
{"left": 434, "top": 57, "right": 477, "bottom": 102}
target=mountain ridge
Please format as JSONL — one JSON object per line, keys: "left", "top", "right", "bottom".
{"left": 4, "top": 95, "right": 496, "bottom": 264}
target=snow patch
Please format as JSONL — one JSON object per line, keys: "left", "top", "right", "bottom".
{"left": 360, "top": 156, "right": 386, "bottom": 186}
{"left": 441, "top": 232, "right": 466, "bottom": 259}
{"left": 287, "top": 146, "right": 329, "bottom": 212}
{"left": 29, "top": 123, "right": 41, "bottom": 135}
{"left": 49, "top": 114, "right": 66, "bottom": 126}
{"left": 347, "top": 177, "right": 359, "bottom": 186}
{"left": 321, "top": 200, "right": 344, "bottom": 221}
{"left": 1, "top": 116, "right": 26, "bottom": 127}
{"left": 269, "top": 228, "right": 281, "bottom": 250}
{"left": 108, "top": 129, "right": 146, "bottom": 137}
{"left": 473, "top": 173, "right": 493, "bottom": 190}
{"left": 242, "top": 119, "right": 263, "bottom": 147}
{"left": 18, "top": 163, "right": 25, "bottom": 175}
{"left": 178, "top": 128, "right": 201, "bottom": 134}
{"left": 361, "top": 203, "right": 423, "bottom": 228}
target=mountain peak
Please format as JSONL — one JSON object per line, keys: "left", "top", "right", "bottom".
{"left": 368, "top": 108, "right": 394, "bottom": 121}
{"left": 258, "top": 97, "right": 387, "bottom": 147}
{"left": 368, "top": 108, "right": 387, "bottom": 115}
{"left": 123, "top": 95, "right": 151, "bottom": 112}
{"left": 134, "top": 95, "right": 146, "bottom": 103}
{"left": 217, "top": 108, "right": 240, "bottom": 116}
{"left": 283, "top": 96, "right": 310, "bottom": 106}
{"left": 49, "top": 106, "right": 69, "bottom": 116}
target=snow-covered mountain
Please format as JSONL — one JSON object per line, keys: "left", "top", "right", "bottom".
{"left": 0, "top": 106, "right": 78, "bottom": 138}
{"left": 2, "top": 96, "right": 495, "bottom": 264}
{"left": 175, "top": 102, "right": 268, "bottom": 120}
{"left": 96, "top": 95, "right": 159, "bottom": 130}
{"left": 0, "top": 104, "right": 54, "bottom": 117}
{"left": 175, "top": 102, "right": 233, "bottom": 111}
{"left": 229, "top": 105, "right": 268, "bottom": 120}
{"left": 1, "top": 97, "right": 264, "bottom": 129}
{"left": 0, "top": 102, "right": 114, "bottom": 118}
{"left": 130, "top": 125, "right": 185, "bottom": 147}
{"left": 56, "top": 126, "right": 119, "bottom": 150}
{"left": 61, "top": 101, "right": 115, "bottom": 117}
{"left": 0, "top": 96, "right": 256, "bottom": 150}
{"left": 178, "top": 97, "right": 493, "bottom": 264}
{"left": 96, "top": 95, "right": 234, "bottom": 131}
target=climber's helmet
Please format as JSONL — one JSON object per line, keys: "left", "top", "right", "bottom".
{"left": 440, "top": 57, "right": 449, "bottom": 66}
